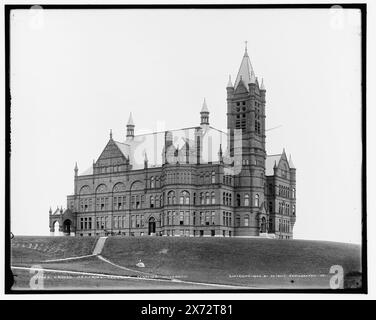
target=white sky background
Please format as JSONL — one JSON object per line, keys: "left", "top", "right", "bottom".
{"left": 10, "top": 8, "right": 362, "bottom": 243}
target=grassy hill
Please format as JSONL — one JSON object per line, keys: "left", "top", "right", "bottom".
{"left": 11, "top": 236, "right": 98, "bottom": 265}
{"left": 101, "top": 237, "right": 361, "bottom": 288}
{"left": 10, "top": 236, "right": 362, "bottom": 289}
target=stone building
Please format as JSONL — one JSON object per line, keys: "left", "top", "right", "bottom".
{"left": 49, "top": 47, "right": 296, "bottom": 239}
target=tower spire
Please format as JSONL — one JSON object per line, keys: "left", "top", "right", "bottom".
{"left": 200, "top": 98, "right": 209, "bottom": 126}
{"left": 126, "top": 112, "right": 135, "bottom": 139}
{"left": 234, "top": 45, "right": 255, "bottom": 91}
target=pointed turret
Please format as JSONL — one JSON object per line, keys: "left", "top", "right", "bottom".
{"left": 227, "top": 75, "right": 233, "bottom": 88}
{"left": 74, "top": 162, "right": 78, "bottom": 176}
{"left": 234, "top": 42, "right": 256, "bottom": 91}
{"left": 260, "top": 78, "right": 265, "bottom": 91}
{"left": 126, "top": 112, "right": 135, "bottom": 139}
{"left": 144, "top": 151, "right": 148, "bottom": 169}
{"left": 200, "top": 98, "right": 209, "bottom": 126}
{"left": 218, "top": 144, "right": 223, "bottom": 163}
{"left": 109, "top": 129, "right": 113, "bottom": 140}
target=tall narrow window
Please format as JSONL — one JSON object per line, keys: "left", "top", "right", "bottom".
{"left": 244, "top": 215, "right": 249, "bottom": 227}
{"left": 150, "top": 196, "right": 154, "bottom": 208}
{"left": 150, "top": 176, "right": 155, "bottom": 188}
{"left": 211, "top": 211, "right": 215, "bottom": 225}
{"left": 211, "top": 192, "right": 215, "bottom": 204}
{"left": 244, "top": 194, "right": 249, "bottom": 206}
{"left": 236, "top": 194, "right": 241, "bottom": 206}
{"left": 211, "top": 171, "right": 216, "bottom": 184}
{"left": 254, "top": 194, "right": 259, "bottom": 207}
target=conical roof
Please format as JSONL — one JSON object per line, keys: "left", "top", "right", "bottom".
{"left": 234, "top": 49, "right": 256, "bottom": 91}
{"left": 201, "top": 98, "right": 209, "bottom": 113}
{"left": 127, "top": 112, "right": 134, "bottom": 126}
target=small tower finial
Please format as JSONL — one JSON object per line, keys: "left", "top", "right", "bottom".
{"left": 260, "top": 78, "right": 265, "bottom": 90}
{"left": 74, "top": 162, "right": 78, "bottom": 176}
{"left": 218, "top": 144, "right": 223, "bottom": 163}
{"left": 200, "top": 98, "right": 209, "bottom": 126}
{"left": 126, "top": 112, "right": 135, "bottom": 139}
{"left": 110, "top": 129, "right": 113, "bottom": 140}
{"left": 245, "top": 41, "right": 248, "bottom": 55}
{"left": 227, "top": 75, "right": 233, "bottom": 88}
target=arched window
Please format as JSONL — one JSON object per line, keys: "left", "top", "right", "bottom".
{"left": 150, "top": 176, "right": 155, "bottom": 188}
{"left": 193, "top": 193, "right": 196, "bottom": 205}
{"left": 292, "top": 205, "right": 296, "bottom": 215}
{"left": 229, "top": 193, "right": 232, "bottom": 206}
{"left": 200, "top": 193, "right": 204, "bottom": 205}
{"left": 223, "top": 192, "right": 226, "bottom": 205}
{"left": 206, "top": 192, "right": 210, "bottom": 205}
{"left": 150, "top": 196, "right": 154, "bottom": 208}
{"left": 244, "top": 194, "right": 249, "bottom": 206}
{"left": 236, "top": 194, "right": 241, "bottom": 207}
{"left": 211, "top": 192, "right": 215, "bottom": 204}
{"left": 211, "top": 171, "right": 216, "bottom": 184}
{"left": 181, "top": 191, "right": 190, "bottom": 205}
{"left": 254, "top": 194, "right": 259, "bottom": 207}
{"left": 292, "top": 188, "right": 296, "bottom": 198}
{"left": 244, "top": 215, "right": 249, "bottom": 226}
{"left": 167, "top": 191, "right": 175, "bottom": 205}
{"left": 225, "top": 193, "right": 229, "bottom": 206}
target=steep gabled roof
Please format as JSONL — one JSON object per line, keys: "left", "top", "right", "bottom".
{"left": 114, "top": 141, "right": 131, "bottom": 158}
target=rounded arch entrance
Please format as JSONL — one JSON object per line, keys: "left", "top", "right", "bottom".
{"left": 260, "top": 216, "right": 267, "bottom": 233}
{"left": 53, "top": 220, "right": 60, "bottom": 236}
{"left": 63, "top": 219, "right": 72, "bottom": 235}
{"left": 148, "top": 217, "right": 156, "bottom": 235}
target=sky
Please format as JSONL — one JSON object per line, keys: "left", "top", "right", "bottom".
{"left": 10, "top": 8, "right": 362, "bottom": 243}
